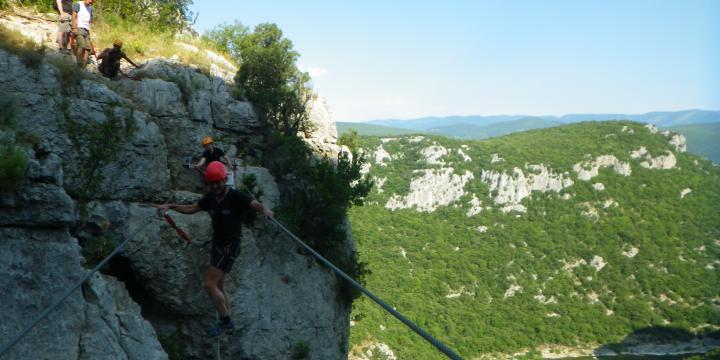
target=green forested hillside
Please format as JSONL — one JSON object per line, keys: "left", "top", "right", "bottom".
{"left": 348, "top": 121, "right": 720, "bottom": 359}
{"left": 664, "top": 122, "right": 720, "bottom": 164}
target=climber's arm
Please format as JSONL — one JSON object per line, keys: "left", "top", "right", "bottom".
{"left": 156, "top": 203, "right": 201, "bottom": 214}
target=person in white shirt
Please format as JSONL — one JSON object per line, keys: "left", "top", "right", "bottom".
{"left": 71, "top": 0, "right": 96, "bottom": 67}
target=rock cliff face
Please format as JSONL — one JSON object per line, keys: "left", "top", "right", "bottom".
{"left": 0, "top": 16, "right": 351, "bottom": 360}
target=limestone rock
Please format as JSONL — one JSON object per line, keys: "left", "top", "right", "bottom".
{"left": 480, "top": 164, "right": 573, "bottom": 206}
{"left": 26, "top": 152, "right": 63, "bottom": 185}
{"left": 373, "top": 145, "right": 392, "bottom": 166}
{"left": 458, "top": 148, "right": 472, "bottom": 162}
{"left": 0, "top": 11, "right": 56, "bottom": 47}
{"left": 640, "top": 151, "right": 677, "bottom": 170}
{"left": 130, "top": 78, "right": 186, "bottom": 118}
{"left": 233, "top": 166, "right": 281, "bottom": 207}
{"left": 573, "top": 155, "right": 631, "bottom": 180}
{"left": 305, "top": 95, "right": 337, "bottom": 144}
{"left": 2, "top": 19, "right": 349, "bottom": 359}
{"left": 466, "top": 194, "right": 483, "bottom": 217}
{"left": 0, "top": 50, "right": 69, "bottom": 157}
{"left": 80, "top": 274, "right": 168, "bottom": 360}
{"left": 680, "top": 188, "right": 692, "bottom": 199}
{"left": 491, "top": 153, "right": 504, "bottom": 163}
{"left": 501, "top": 204, "right": 527, "bottom": 214}
{"left": 87, "top": 201, "right": 212, "bottom": 315}
{"left": 0, "top": 227, "right": 85, "bottom": 360}
{"left": 0, "top": 183, "right": 76, "bottom": 227}
{"left": 61, "top": 104, "right": 171, "bottom": 201}
{"left": 303, "top": 95, "right": 342, "bottom": 158}
{"left": 420, "top": 143, "right": 449, "bottom": 165}
{"left": 668, "top": 134, "right": 687, "bottom": 153}
{"left": 87, "top": 183, "right": 348, "bottom": 359}
{"left": 385, "top": 168, "right": 474, "bottom": 212}
{"left": 630, "top": 147, "right": 648, "bottom": 159}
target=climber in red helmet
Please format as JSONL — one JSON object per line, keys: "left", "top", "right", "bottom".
{"left": 155, "top": 161, "right": 273, "bottom": 337}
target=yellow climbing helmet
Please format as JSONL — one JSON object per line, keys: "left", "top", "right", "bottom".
{"left": 113, "top": 39, "right": 123, "bottom": 47}
{"left": 201, "top": 136, "right": 214, "bottom": 146}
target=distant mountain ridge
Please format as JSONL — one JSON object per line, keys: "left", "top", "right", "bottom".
{"left": 359, "top": 109, "right": 720, "bottom": 131}
{"left": 426, "top": 116, "right": 563, "bottom": 139}
{"left": 340, "top": 111, "right": 719, "bottom": 162}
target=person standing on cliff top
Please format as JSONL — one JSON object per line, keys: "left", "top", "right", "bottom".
{"left": 55, "top": 0, "right": 72, "bottom": 52}
{"left": 155, "top": 161, "right": 274, "bottom": 337}
{"left": 71, "top": 0, "right": 96, "bottom": 68}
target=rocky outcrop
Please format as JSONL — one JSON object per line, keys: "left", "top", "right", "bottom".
{"left": 385, "top": 168, "right": 474, "bottom": 212}
{"left": 83, "top": 169, "right": 348, "bottom": 359}
{"left": 668, "top": 134, "right": 687, "bottom": 153}
{"left": 304, "top": 96, "right": 338, "bottom": 146}
{"left": 373, "top": 145, "right": 392, "bottom": 166}
{"left": 1, "top": 17, "right": 352, "bottom": 360}
{"left": 80, "top": 274, "right": 167, "bottom": 360}
{"left": 640, "top": 151, "right": 677, "bottom": 170}
{"left": 420, "top": 143, "right": 449, "bottom": 165}
{"left": 480, "top": 164, "right": 574, "bottom": 206}
{"left": 572, "top": 155, "right": 631, "bottom": 180}
{"left": 0, "top": 150, "right": 166, "bottom": 360}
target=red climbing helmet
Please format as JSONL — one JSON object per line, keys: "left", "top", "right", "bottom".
{"left": 204, "top": 161, "right": 227, "bottom": 182}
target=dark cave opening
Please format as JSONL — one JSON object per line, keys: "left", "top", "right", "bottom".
{"left": 103, "top": 255, "right": 157, "bottom": 317}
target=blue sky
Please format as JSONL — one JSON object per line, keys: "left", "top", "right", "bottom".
{"left": 190, "top": 1, "right": 719, "bottom": 122}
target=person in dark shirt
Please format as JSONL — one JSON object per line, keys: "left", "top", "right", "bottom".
{"left": 156, "top": 161, "right": 273, "bottom": 337}
{"left": 55, "top": 0, "right": 72, "bottom": 52}
{"left": 194, "top": 136, "right": 233, "bottom": 172}
{"left": 97, "top": 39, "right": 138, "bottom": 79}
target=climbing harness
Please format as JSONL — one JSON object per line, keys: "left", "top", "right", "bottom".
{"left": 0, "top": 216, "right": 156, "bottom": 358}
{"left": 269, "top": 218, "right": 464, "bottom": 360}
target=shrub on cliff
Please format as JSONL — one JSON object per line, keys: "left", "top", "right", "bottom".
{"left": 0, "top": 0, "right": 192, "bottom": 32}
{"left": 0, "top": 97, "right": 28, "bottom": 191}
{"left": 205, "top": 22, "right": 313, "bottom": 136}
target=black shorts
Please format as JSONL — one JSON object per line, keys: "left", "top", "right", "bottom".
{"left": 211, "top": 240, "right": 241, "bottom": 273}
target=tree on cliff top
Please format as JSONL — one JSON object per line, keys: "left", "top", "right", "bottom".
{"left": 206, "top": 22, "right": 313, "bottom": 137}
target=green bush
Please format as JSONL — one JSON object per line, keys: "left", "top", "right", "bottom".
{"left": 338, "top": 130, "right": 360, "bottom": 153}
{"left": 95, "top": 0, "right": 192, "bottom": 32}
{"left": 0, "top": 96, "right": 28, "bottom": 191}
{"left": 159, "top": 332, "right": 188, "bottom": 360}
{"left": 47, "top": 55, "right": 87, "bottom": 89}
{"left": 206, "top": 22, "right": 313, "bottom": 136}
{"left": 81, "top": 233, "right": 120, "bottom": 267}
{"left": 291, "top": 340, "right": 310, "bottom": 359}
{"left": 202, "top": 20, "right": 247, "bottom": 61}
{"left": 0, "top": 24, "right": 46, "bottom": 68}
{"left": 269, "top": 134, "right": 373, "bottom": 304}
{"left": 0, "top": 0, "right": 53, "bottom": 13}
{"left": 61, "top": 104, "right": 137, "bottom": 200}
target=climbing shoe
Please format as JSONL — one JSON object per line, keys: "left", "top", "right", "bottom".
{"left": 206, "top": 319, "right": 235, "bottom": 337}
